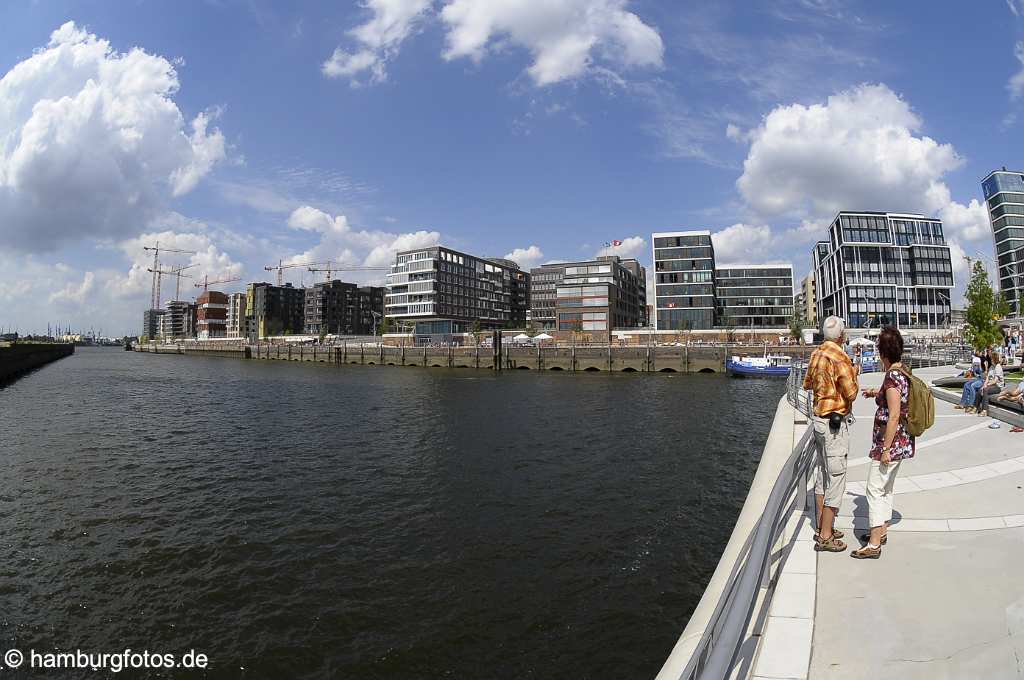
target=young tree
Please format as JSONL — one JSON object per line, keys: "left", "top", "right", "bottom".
{"left": 379, "top": 316, "right": 393, "bottom": 335}
{"left": 964, "top": 260, "right": 1004, "bottom": 350}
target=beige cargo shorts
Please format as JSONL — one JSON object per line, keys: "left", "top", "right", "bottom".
{"left": 812, "top": 414, "right": 851, "bottom": 509}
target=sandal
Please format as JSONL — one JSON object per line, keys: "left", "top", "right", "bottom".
{"left": 814, "top": 535, "right": 847, "bottom": 552}
{"left": 954, "top": 404, "right": 965, "bottom": 409}
{"left": 857, "top": 533, "right": 887, "bottom": 545}
{"left": 851, "top": 544, "right": 881, "bottom": 559}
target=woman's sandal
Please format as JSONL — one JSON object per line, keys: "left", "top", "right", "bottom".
{"left": 856, "top": 533, "right": 887, "bottom": 545}
{"left": 851, "top": 544, "right": 881, "bottom": 559}
{"left": 814, "top": 535, "right": 847, "bottom": 552}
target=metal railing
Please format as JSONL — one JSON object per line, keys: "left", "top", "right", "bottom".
{"left": 674, "top": 417, "right": 816, "bottom": 680}
{"left": 669, "top": 345, "right": 966, "bottom": 680}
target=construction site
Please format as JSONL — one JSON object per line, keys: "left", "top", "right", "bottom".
{"left": 140, "top": 242, "right": 387, "bottom": 342}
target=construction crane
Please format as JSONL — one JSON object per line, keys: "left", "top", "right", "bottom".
{"left": 307, "top": 262, "right": 388, "bottom": 283}
{"left": 143, "top": 242, "right": 197, "bottom": 309}
{"left": 146, "top": 264, "right": 196, "bottom": 306}
{"left": 195, "top": 274, "right": 242, "bottom": 292}
{"left": 264, "top": 260, "right": 328, "bottom": 286}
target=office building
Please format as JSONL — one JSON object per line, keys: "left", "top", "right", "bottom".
{"left": 226, "top": 292, "right": 248, "bottom": 338}
{"left": 304, "top": 280, "right": 385, "bottom": 336}
{"left": 812, "top": 211, "right": 954, "bottom": 329}
{"left": 530, "top": 256, "right": 647, "bottom": 335}
{"left": 385, "top": 246, "right": 531, "bottom": 342}
{"left": 142, "top": 309, "right": 165, "bottom": 339}
{"left": 715, "top": 265, "right": 794, "bottom": 328}
{"left": 652, "top": 230, "right": 716, "bottom": 330}
{"left": 196, "top": 290, "right": 229, "bottom": 339}
{"left": 981, "top": 169, "right": 1024, "bottom": 318}
{"left": 246, "top": 282, "right": 305, "bottom": 339}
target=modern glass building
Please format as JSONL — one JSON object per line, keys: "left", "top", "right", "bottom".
{"left": 529, "top": 256, "right": 647, "bottom": 334}
{"left": 981, "top": 169, "right": 1024, "bottom": 318}
{"left": 385, "top": 246, "right": 530, "bottom": 342}
{"left": 652, "top": 230, "right": 716, "bottom": 330}
{"left": 812, "top": 211, "right": 954, "bottom": 329}
{"left": 715, "top": 265, "right": 794, "bottom": 328}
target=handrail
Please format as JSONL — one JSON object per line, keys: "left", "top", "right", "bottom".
{"left": 661, "top": 345, "right": 966, "bottom": 680}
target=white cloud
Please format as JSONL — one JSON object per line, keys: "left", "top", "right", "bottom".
{"left": 323, "top": 0, "right": 663, "bottom": 87}
{"left": 281, "top": 206, "right": 440, "bottom": 282}
{"left": 0, "top": 21, "right": 227, "bottom": 253}
{"left": 733, "top": 83, "right": 988, "bottom": 243}
{"left": 711, "top": 224, "right": 774, "bottom": 264}
{"left": 1009, "top": 42, "right": 1024, "bottom": 100}
{"left": 440, "top": 0, "right": 663, "bottom": 86}
{"left": 595, "top": 235, "right": 646, "bottom": 260}
{"left": 504, "top": 245, "right": 544, "bottom": 270}
{"left": 322, "top": 0, "right": 433, "bottom": 84}
{"left": 48, "top": 272, "right": 96, "bottom": 305}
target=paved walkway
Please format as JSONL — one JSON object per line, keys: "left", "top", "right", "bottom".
{"left": 752, "top": 365, "right": 1024, "bottom": 680}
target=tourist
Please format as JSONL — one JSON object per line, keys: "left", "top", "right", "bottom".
{"left": 803, "top": 315, "right": 859, "bottom": 553}
{"left": 956, "top": 352, "right": 986, "bottom": 411}
{"left": 853, "top": 345, "right": 863, "bottom": 375}
{"left": 853, "top": 327, "right": 915, "bottom": 560}
{"left": 975, "top": 353, "right": 1005, "bottom": 417}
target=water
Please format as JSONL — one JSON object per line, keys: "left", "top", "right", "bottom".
{"left": 0, "top": 348, "right": 784, "bottom": 678}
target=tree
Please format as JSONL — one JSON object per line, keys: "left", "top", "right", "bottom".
{"left": 379, "top": 316, "right": 393, "bottom": 335}
{"left": 789, "top": 307, "right": 806, "bottom": 342}
{"left": 724, "top": 321, "right": 737, "bottom": 345}
{"left": 964, "top": 261, "right": 1004, "bottom": 350}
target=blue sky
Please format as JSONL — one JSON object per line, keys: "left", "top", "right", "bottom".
{"left": 1, "top": 0, "right": 1022, "bottom": 335}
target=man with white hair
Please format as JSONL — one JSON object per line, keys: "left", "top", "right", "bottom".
{"left": 803, "top": 315, "right": 859, "bottom": 553}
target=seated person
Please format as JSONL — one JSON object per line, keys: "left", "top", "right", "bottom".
{"left": 995, "top": 383, "right": 1024, "bottom": 404}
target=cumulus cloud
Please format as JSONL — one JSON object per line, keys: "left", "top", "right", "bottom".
{"left": 324, "top": 0, "right": 663, "bottom": 87}
{"left": 282, "top": 206, "right": 440, "bottom": 281}
{"left": 48, "top": 271, "right": 96, "bottom": 305}
{"left": 322, "top": 0, "right": 433, "bottom": 84}
{"left": 733, "top": 83, "right": 988, "bottom": 243}
{"left": 0, "top": 21, "right": 227, "bottom": 253}
{"left": 711, "top": 224, "right": 775, "bottom": 264}
{"left": 441, "top": 0, "right": 663, "bottom": 85}
{"left": 110, "top": 223, "right": 245, "bottom": 301}
{"left": 594, "top": 235, "right": 646, "bottom": 260}
{"left": 504, "top": 245, "right": 544, "bottom": 270}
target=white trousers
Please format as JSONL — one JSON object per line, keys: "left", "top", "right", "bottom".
{"left": 866, "top": 459, "right": 902, "bottom": 528}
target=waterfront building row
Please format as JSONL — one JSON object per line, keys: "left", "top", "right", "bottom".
{"left": 651, "top": 230, "right": 795, "bottom": 331}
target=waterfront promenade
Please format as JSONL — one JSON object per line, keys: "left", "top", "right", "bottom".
{"left": 756, "top": 365, "right": 1024, "bottom": 680}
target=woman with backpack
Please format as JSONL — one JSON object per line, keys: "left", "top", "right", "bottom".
{"left": 852, "top": 327, "right": 916, "bottom": 560}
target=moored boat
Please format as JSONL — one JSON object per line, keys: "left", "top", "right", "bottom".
{"left": 726, "top": 354, "right": 792, "bottom": 377}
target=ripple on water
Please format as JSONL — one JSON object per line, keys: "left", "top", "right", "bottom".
{"left": 0, "top": 348, "right": 783, "bottom": 679}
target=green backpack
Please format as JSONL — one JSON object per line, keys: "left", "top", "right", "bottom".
{"left": 895, "top": 366, "right": 934, "bottom": 437}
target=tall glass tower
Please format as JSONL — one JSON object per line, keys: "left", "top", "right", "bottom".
{"left": 981, "top": 169, "right": 1024, "bottom": 318}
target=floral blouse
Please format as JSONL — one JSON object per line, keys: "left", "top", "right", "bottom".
{"left": 870, "top": 368, "right": 916, "bottom": 462}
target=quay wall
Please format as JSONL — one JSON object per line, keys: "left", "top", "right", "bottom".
{"left": 0, "top": 343, "right": 75, "bottom": 383}
{"left": 133, "top": 342, "right": 817, "bottom": 373}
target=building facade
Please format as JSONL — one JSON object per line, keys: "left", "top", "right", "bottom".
{"left": 196, "top": 290, "right": 229, "bottom": 339}
{"left": 159, "top": 300, "right": 196, "bottom": 339}
{"left": 799, "top": 273, "right": 817, "bottom": 327}
{"left": 981, "top": 169, "right": 1024, "bottom": 318}
{"left": 226, "top": 292, "right": 248, "bottom": 338}
{"left": 812, "top": 211, "right": 954, "bottom": 329}
{"left": 652, "top": 230, "right": 716, "bottom": 330}
{"left": 246, "top": 282, "right": 306, "bottom": 339}
{"left": 142, "top": 309, "right": 165, "bottom": 339}
{"left": 385, "top": 246, "right": 530, "bottom": 342}
{"left": 304, "top": 280, "right": 385, "bottom": 336}
{"left": 529, "top": 256, "right": 647, "bottom": 334}
{"left": 715, "top": 265, "right": 794, "bottom": 328}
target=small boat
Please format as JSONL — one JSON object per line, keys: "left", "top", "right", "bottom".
{"left": 727, "top": 354, "right": 792, "bottom": 377}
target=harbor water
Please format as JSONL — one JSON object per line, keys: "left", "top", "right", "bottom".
{"left": 0, "top": 347, "right": 784, "bottom": 678}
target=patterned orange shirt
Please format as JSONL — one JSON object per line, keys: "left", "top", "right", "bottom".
{"left": 803, "top": 340, "right": 859, "bottom": 417}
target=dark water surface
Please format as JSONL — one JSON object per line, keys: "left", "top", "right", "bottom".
{"left": 0, "top": 348, "right": 784, "bottom": 679}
